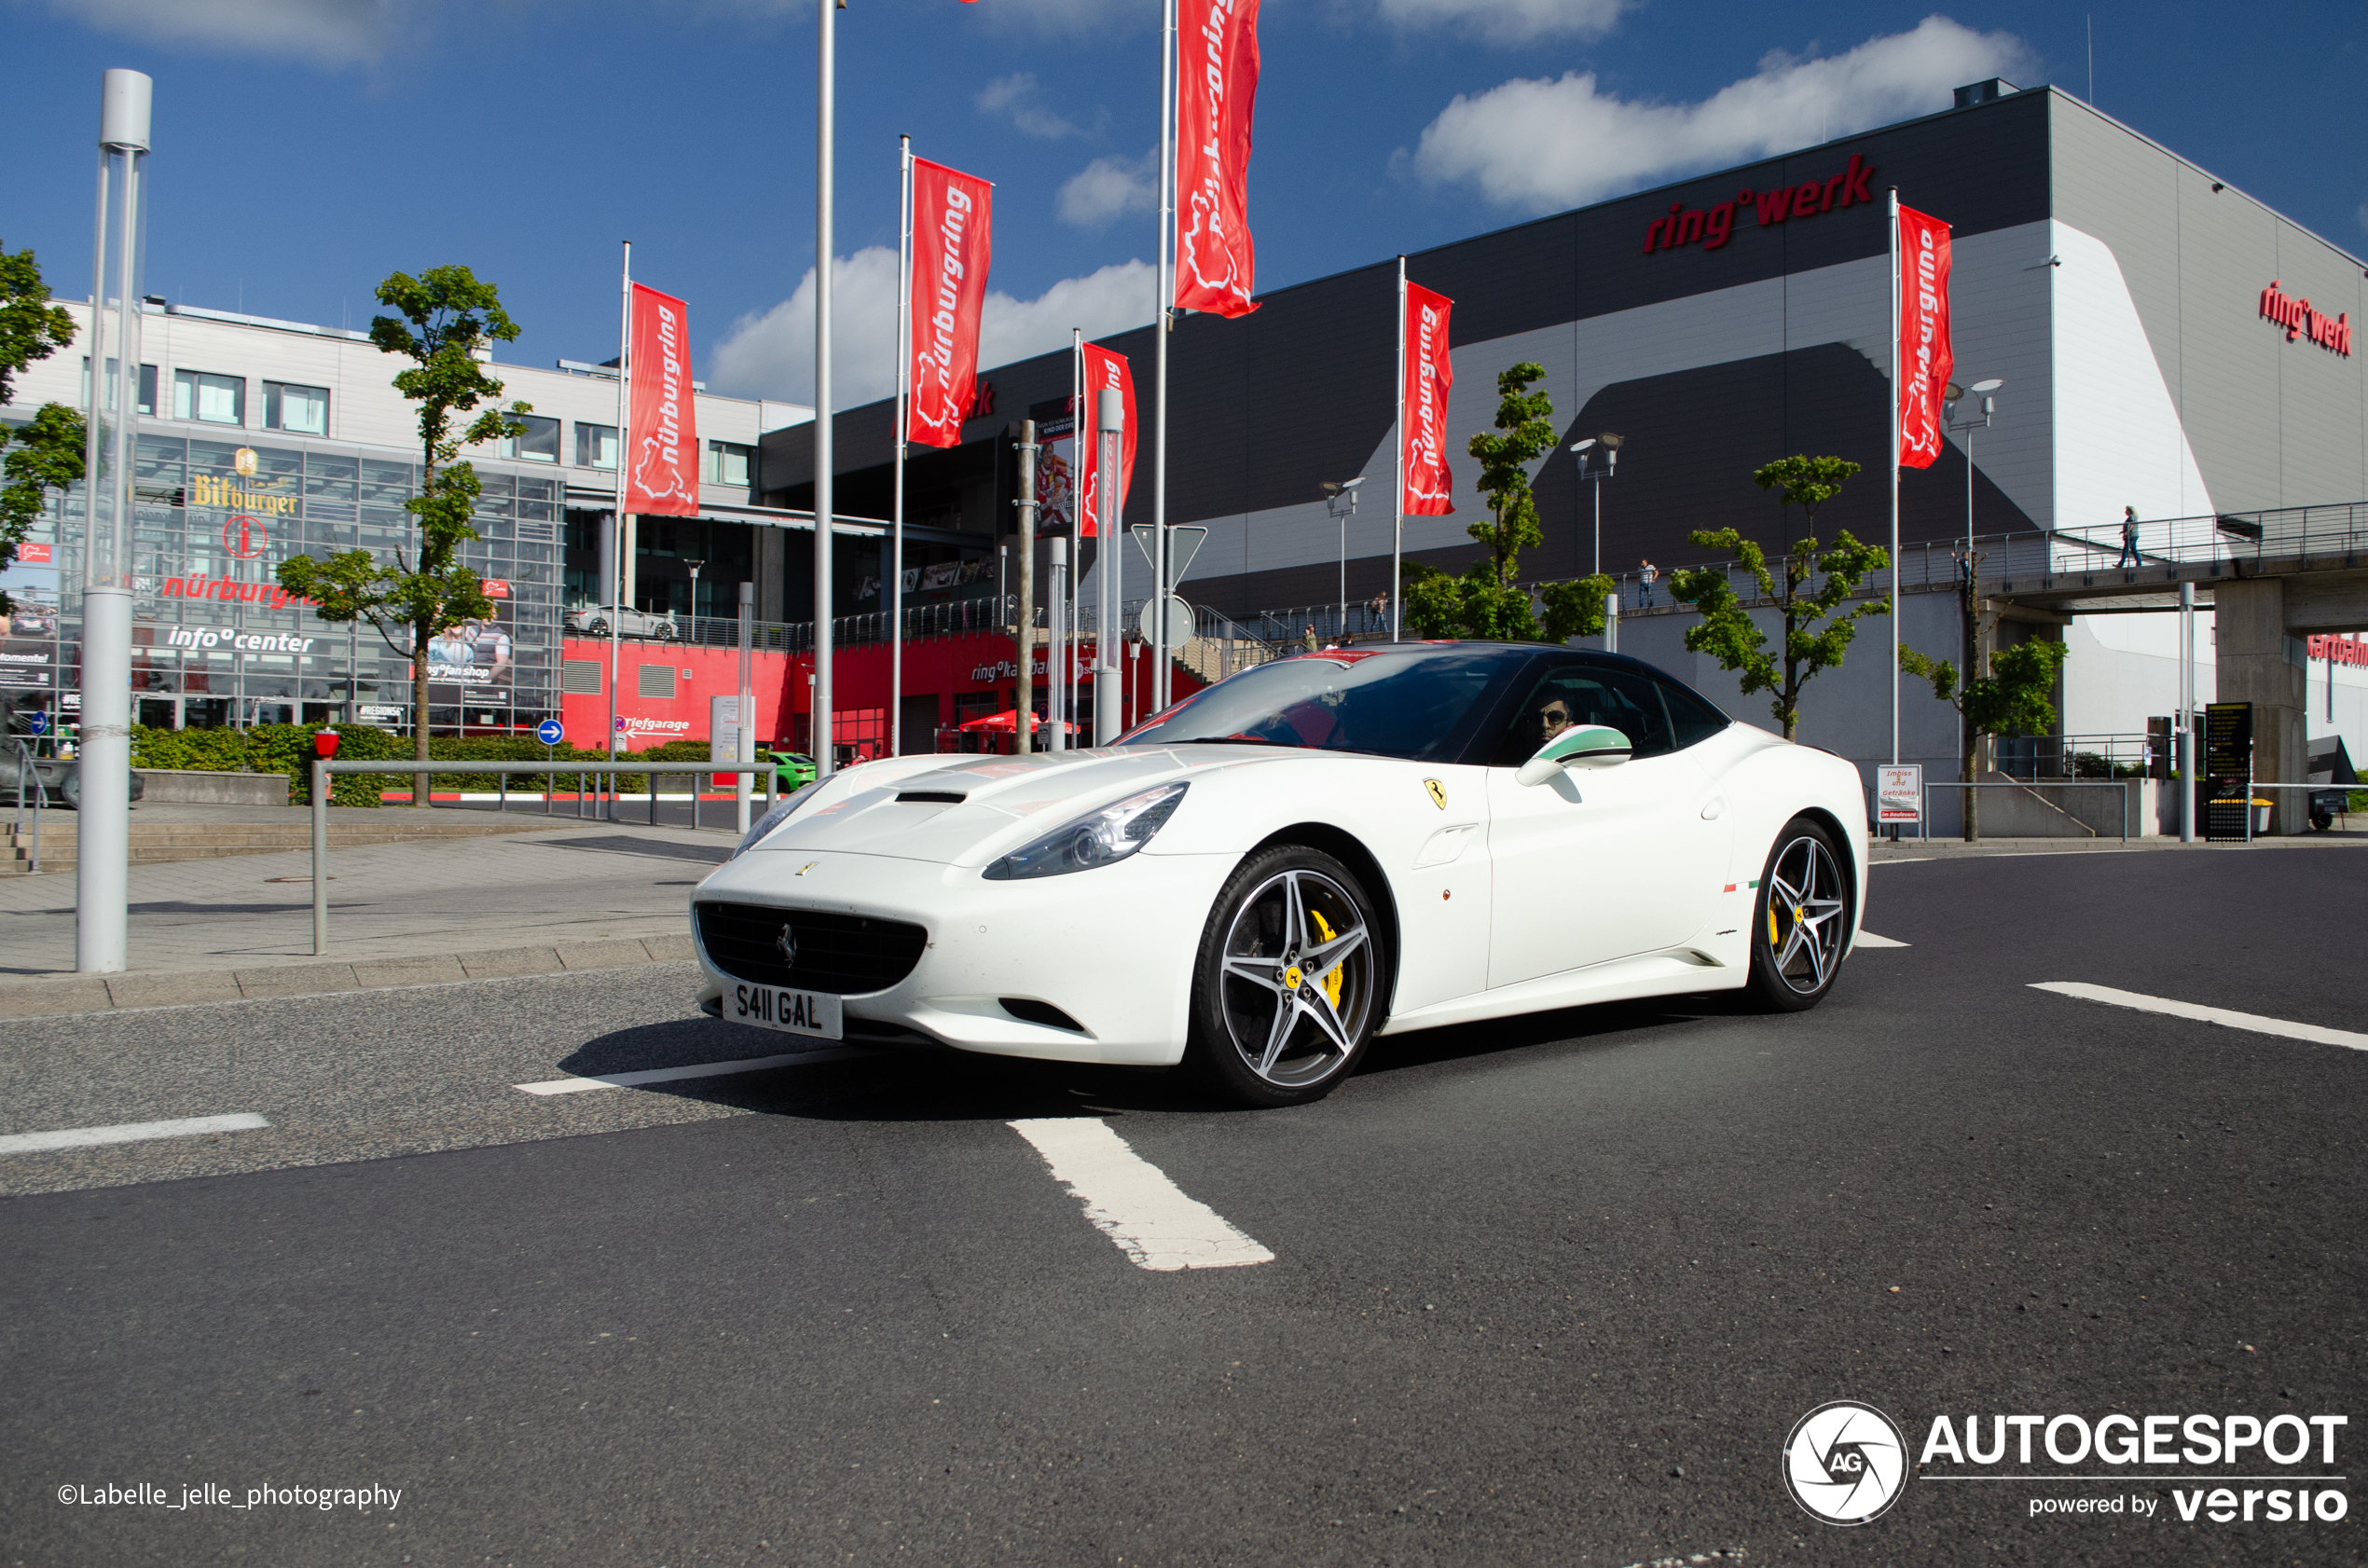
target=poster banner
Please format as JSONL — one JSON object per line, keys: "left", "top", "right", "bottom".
{"left": 1174, "top": 0, "right": 1260, "bottom": 319}
{"left": 908, "top": 158, "right": 995, "bottom": 448}
{"left": 1896, "top": 204, "right": 1952, "bottom": 470}
{"left": 427, "top": 599, "right": 516, "bottom": 693}
{"left": 1876, "top": 763, "right": 1921, "bottom": 824}
{"left": 626, "top": 284, "right": 701, "bottom": 515}
{"left": 1401, "top": 282, "right": 1453, "bottom": 516}
{"left": 1077, "top": 344, "right": 1137, "bottom": 538}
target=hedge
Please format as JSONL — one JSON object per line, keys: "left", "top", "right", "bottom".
{"left": 128, "top": 724, "right": 714, "bottom": 806}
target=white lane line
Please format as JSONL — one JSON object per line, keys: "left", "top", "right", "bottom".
{"left": 515, "top": 1050, "right": 864, "bottom": 1095}
{"left": 1855, "top": 931, "right": 1910, "bottom": 948}
{"left": 0, "top": 1112, "right": 271, "bottom": 1156}
{"left": 2032, "top": 983, "right": 2368, "bottom": 1052}
{"left": 1008, "top": 1118, "right": 1274, "bottom": 1272}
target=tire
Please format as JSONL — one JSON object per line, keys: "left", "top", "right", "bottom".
{"left": 60, "top": 771, "right": 80, "bottom": 811}
{"left": 656, "top": 622, "right": 678, "bottom": 641}
{"left": 1185, "top": 845, "right": 1385, "bottom": 1107}
{"left": 1745, "top": 816, "right": 1851, "bottom": 1011}
{"left": 585, "top": 619, "right": 608, "bottom": 638}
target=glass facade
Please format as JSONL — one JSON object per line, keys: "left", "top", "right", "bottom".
{"left": 0, "top": 427, "right": 563, "bottom": 736}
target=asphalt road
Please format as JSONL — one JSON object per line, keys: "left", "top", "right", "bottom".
{"left": 3, "top": 846, "right": 2362, "bottom": 1566}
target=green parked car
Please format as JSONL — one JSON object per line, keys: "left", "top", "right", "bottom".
{"left": 755, "top": 750, "right": 816, "bottom": 792}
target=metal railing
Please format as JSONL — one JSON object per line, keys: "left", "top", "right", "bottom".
{"left": 9, "top": 739, "right": 46, "bottom": 873}
{"left": 1918, "top": 779, "right": 2133, "bottom": 843}
{"left": 307, "top": 759, "right": 777, "bottom": 955}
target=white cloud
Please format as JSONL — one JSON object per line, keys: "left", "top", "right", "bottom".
{"left": 1374, "top": 0, "right": 1628, "bottom": 46}
{"left": 708, "top": 252, "right": 1155, "bottom": 406}
{"left": 1410, "top": 15, "right": 2039, "bottom": 212}
{"left": 1058, "top": 150, "right": 1158, "bottom": 229}
{"left": 42, "top": 0, "right": 405, "bottom": 65}
{"left": 975, "top": 73, "right": 1090, "bottom": 140}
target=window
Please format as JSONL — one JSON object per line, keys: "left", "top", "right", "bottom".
{"left": 706, "top": 440, "right": 753, "bottom": 487}
{"left": 263, "top": 380, "right": 329, "bottom": 435}
{"left": 81, "top": 358, "right": 158, "bottom": 414}
{"left": 1653, "top": 676, "right": 1731, "bottom": 750}
{"left": 500, "top": 414, "right": 561, "bottom": 463}
{"left": 1491, "top": 665, "right": 1675, "bottom": 766}
{"left": 574, "top": 422, "right": 618, "bottom": 470}
{"left": 172, "top": 369, "right": 244, "bottom": 426}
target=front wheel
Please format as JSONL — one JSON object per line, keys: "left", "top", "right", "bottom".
{"left": 1186, "top": 846, "right": 1385, "bottom": 1107}
{"left": 1745, "top": 817, "right": 1851, "bottom": 1011}
{"left": 585, "top": 619, "right": 609, "bottom": 638}
{"left": 655, "top": 622, "right": 678, "bottom": 641}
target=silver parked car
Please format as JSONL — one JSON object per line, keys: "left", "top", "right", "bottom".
{"left": 564, "top": 605, "right": 678, "bottom": 640}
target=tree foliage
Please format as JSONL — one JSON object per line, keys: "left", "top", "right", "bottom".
{"left": 0, "top": 243, "right": 82, "bottom": 612}
{"left": 1666, "top": 456, "right": 1888, "bottom": 740}
{"left": 1899, "top": 636, "right": 2066, "bottom": 740}
{"left": 276, "top": 266, "right": 529, "bottom": 791}
{"left": 1399, "top": 364, "right": 1612, "bottom": 643}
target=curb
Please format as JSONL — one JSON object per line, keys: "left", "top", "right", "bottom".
{"left": 0, "top": 934, "right": 697, "bottom": 1019}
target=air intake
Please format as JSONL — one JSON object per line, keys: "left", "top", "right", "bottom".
{"left": 896, "top": 791, "right": 967, "bottom": 804}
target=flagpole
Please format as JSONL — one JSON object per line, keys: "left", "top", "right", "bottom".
{"left": 1887, "top": 186, "right": 1901, "bottom": 773}
{"left": 1152, "top": 0, "right": 1176, "bottom": 713}
{"left": 813, "top": 0, "right": 836, "bottom": 779}
{"left": 1393, "top": 255, "right": 1406, "bottom": 642}
{"left": 890, "top": 135, "right": 911, "bottom": 759}
{"left": 608, "top": 240, "right": 630, "bottom": 813}
{"left": 1071, "top": 327, "right": 1085, "bottom": 741}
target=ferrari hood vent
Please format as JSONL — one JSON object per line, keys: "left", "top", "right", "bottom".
{"left": 895, "top": 791, "right": 968, "bottom": 805}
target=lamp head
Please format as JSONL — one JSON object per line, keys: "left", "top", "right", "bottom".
{"left": 1944, "top": 382, "right": 1964, "bottom": 404}
{"left": 1598, "top": 433, "right": 1624, "bottom": 449}
{"left": 1571, "top": 438, "right": 1596, "bottom": 453}
{"left": 1970, "top": 378, "right": 2003, "bottom": 393}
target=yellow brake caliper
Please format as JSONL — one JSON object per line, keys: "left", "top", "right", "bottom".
{"left": 1307, "top": 910, "right": 1345, "bottom": 1009}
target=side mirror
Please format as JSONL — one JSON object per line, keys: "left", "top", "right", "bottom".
{"left": 1515, "top": 723, "right": 1631, "bottom": 787}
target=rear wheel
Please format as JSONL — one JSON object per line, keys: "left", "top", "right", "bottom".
{"left": 60, "top": 771, "right": 80, "bottom": 811}
{"left": 1745, "top": 817, "right": 1850, "bottom": 1011}
{"left": 1186, "top": 846, "right": 1384, "bottom": 1107}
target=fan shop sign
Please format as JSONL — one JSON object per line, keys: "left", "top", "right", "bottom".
{"left": 1643, "top": 152, "right": 1878, "bottom": 255}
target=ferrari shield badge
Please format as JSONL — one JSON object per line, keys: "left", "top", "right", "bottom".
{"left": 1424, "top": 778, "right": 1447, "bottom": 810}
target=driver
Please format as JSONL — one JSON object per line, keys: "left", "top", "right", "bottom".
{"left": 1530, "top": 694, "right": 1576, "bottom": 751}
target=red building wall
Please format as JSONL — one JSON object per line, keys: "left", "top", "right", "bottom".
{"left": 558, "top": 632, "right": 1200, "bottom": 757}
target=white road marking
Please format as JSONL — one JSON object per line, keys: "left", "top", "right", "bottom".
{"left": 2032, "top": 983, "right": 2368, "bottom": 1053}
{"left": 1008, "top": 1118, "right": 1274, "bottom": 1272}
{"left": 0, "top": 1112, "right": 270, "bottom": 1156}
{"left": 1855, "top": 931, "right": 1910, "bottom": 948}
{"left": 515, "top": 1050, "right": 863, "bottom": 1095}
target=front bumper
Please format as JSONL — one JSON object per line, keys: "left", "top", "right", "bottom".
{"left": 689, "top": 848, "right": 1235, "bottom": 1066}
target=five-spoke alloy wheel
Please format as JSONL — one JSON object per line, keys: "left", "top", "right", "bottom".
{"left": 1188, "top": 846, "right": 1384, "bottom": 1107}
{"left": 1747, "top": 816, "right": 1851, "bottom": 1011}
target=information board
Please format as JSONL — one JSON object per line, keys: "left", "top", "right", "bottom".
{"left": 1876, "top": 763, "right": 1922, "bottom": 825}
{"left": 2204, "top": 701, "right": 2253, "bottom": 842}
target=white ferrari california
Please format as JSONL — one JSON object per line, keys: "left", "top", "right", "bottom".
{"left": 690, "top": 642, "right": 1868, "bottom": 1106}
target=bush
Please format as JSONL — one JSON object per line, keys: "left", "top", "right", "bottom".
{"left": 130, "top": 724, "right": 649, "bottom": 806}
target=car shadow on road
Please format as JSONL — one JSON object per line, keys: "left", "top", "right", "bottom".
{"left": 547, "top": 991, "right": 1757, "bottom": 1126}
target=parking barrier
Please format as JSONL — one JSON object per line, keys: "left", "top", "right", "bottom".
{"left": 308, "top": 760, "right": 778, "bottom": 956}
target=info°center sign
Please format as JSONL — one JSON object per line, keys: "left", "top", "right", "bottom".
{"left": 2204, "top": 701, "right": 2254, "bottom": 843}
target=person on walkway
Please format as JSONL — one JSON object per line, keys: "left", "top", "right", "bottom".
{"left": 2117, "top": 505, "right": 2141, "bottom": 569}
{"left": 1639, "top": 558, "right": 1659, "bottom": 609}
{"left": 1302, "top": 624, "right": 1320, "bottom": 654}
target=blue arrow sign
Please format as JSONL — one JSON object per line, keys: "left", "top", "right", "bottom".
{"left": 26, "top": 712, "right": 49, "bottom": 736}
{"left": 536, "top": 719, "right": 564, "bottom": 746}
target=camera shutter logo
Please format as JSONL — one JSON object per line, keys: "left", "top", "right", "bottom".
{"left": 1783, "top": 1401, "right": 1908, "bottom": 1525}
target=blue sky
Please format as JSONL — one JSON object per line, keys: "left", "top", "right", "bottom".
{"left": 5, "top": 0, "right": 2362, "bottom": 411}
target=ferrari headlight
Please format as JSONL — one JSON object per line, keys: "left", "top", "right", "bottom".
{"left": 984, "top": 782, "right": 1188, "bottom": 881}
{"left": 731, "top": 781, "right": 820, "bottom": 859}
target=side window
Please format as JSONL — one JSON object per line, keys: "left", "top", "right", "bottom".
{"left": 1655, "top": 677, "right": 1732, "bottom": 750}
{"left": 1491, "top": 666, "right": 1674, "bottom": 765}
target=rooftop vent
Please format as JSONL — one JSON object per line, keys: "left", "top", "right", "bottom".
{"left": 1954, "top": 78, "right": 2018, "bottom": 109}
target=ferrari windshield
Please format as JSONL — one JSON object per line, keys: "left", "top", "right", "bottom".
{"left": 1118, "top": 645, "right": 1521, "bottom": 763}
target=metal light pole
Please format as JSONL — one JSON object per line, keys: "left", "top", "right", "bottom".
{"left": 1013, "top": 420, "right": 1039, "bottom": 754}
{"left": 2178, "top": 579, "right": 2196, "bottom": 844}
{"left": 1320, "top": 479, "right": 1362, "bottom": 639}
{"left": 1094, "top": 389, "right": 1126, "bottom": 744}
{"left": 811, "top": 0, "right": 836, "bottom": 778}
{"left": 1943, "top": 378, "right": 2000, "bottom": 815}
{"left": 736, "top": 580, "right": 754, "bottom": 833}
{"left": 1569, "top": 433, "right": 1622, "bottom": 577}
{"left": 1046, "top": 536, "right": 1067, "bottom": 751}
{"left": 76, "top": 68, "right": 150, "bottom": 975}
{"left": 684, "top": 557, "right": 703, "bottom": 633}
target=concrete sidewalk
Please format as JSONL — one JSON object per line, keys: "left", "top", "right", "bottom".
{"left": 0, "top": 814, "right": 738, "bottom": 1018}
{"left": 1868, "top": 829, "right": 2368, "bottom": 862}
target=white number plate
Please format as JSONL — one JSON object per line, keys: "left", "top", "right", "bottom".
{"left": 727, "top": 983, "right": 844, "bottom": 1040}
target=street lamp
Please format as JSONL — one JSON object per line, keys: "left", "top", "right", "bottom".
{"left": 1942, "top": 378, "right": 2001, "bottom": 824}
{"left": 1569, "top": 433, "right": 1623, "bottom": 577}
{"left": 683, "top": 556, "right": 704, "bottom": 637}
{"left": 1320, "top": 478, "right": 1363, "bottom": 640}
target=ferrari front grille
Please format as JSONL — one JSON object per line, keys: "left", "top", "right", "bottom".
{"left": 694, "top": 902, "right": 929, "bottom": 996}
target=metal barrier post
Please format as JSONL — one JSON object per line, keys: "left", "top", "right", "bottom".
{"left": 499, "top": 766, "right": 507, "bottom": 814}
{"left": 311, "top": 759, "right": 327, "bottom": 955}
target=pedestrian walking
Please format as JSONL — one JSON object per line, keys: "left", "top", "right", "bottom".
{"left": 2116, "top": 505, "right": 2141, "bottom": 569}
{"left": 1302, "top": 624, "right": 1320, "bottom": 654}
{"left": 1639, "top": 558, "right": 1659, "bottom": 609}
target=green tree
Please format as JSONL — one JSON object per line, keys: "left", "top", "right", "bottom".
{"left": 1666, "top": 456, "right": 1889, "bottom": 741}
{"left": 1399, "top": 363, "right": 1614, "bottom": 643}
{"left": 278, "top": 266, "right": 529, "bottom": 804}
{"left": 1900, "top": 626, "right": 2067, "bottom": 842}
{"left": 0, "top": 243, "right": 83, "bottom": 612}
